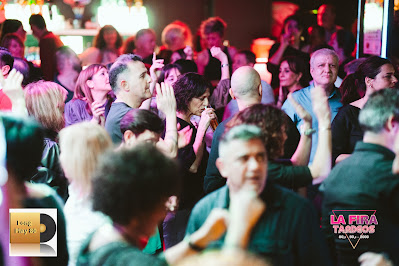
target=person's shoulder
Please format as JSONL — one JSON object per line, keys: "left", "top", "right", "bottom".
{"left": 271, "top": 184, "right": 311, "bottom": 207}
{"left": 191, "top": 186, "right": 228, "bottom": 217}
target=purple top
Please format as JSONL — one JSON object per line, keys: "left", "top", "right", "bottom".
{"left": 64, "top": 98, "right": 112, "bottom": 126}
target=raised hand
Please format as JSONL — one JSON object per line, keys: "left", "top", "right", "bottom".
{"left": 210, "top": 46, "right": 228, "bottom": 63}
{"left": 156, "top": 82, "right": 176, "bottom": 116}
{"left": 0, "top": 69, "right": 24, "bottom": 103}
{"left": 288, "top": 92, "right": 312, "bottom": 125}
{"left": 311, "top": 85, "right": 331, "bottom": 128}
{"left": 150, "top": 52, "right": 164, "bottom": 84}
{"left": 225, "top": 189, "right": 266, "bottom": 248}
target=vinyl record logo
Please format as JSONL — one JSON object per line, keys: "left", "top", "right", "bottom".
{"left": 9, "top": 209, "right": 57, "bottom": 257}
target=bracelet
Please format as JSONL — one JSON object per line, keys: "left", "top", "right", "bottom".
{"left": 221, "top": 63, "right": 229, "bottom": 68}
{"left": 319, "top": 126, "right": 331, "bottom": 131}
{"left": 184, "top": 235, "right": 205, "bottom": 252}
{"left": 301, "top": 128, "right": 316, "bottom": 136}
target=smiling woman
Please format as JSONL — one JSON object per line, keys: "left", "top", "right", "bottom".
{"left": 64, "top": 64, "right": 114, "bottom": 126}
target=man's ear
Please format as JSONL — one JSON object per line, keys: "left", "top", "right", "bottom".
{"left": 216, "top": 157, "right": 228, "bottom": 179}
{"left": 120, "top": 79, "right": 129, "bottom": 92}
{"left": 386, "top": 115, "right": 399, "bottom": 132}
{"left": 123, "top": 130, "right": 135, "bottom": 144}
{"left": 1, "top": 65, "right": 10, "bottom": 76}
{"left": 258, "top": 83, "right": 262, "bottom": 97}
{"left": 229, "top": 88, "right": 236, "bottom": 100}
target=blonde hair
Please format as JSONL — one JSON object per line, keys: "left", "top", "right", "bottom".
{"left": 162, "top": 21, "right": 193, "bottom": 50}
{"left": 24, "top": 81, "right": 67, "bottom": 133}
{"left": 59, "top": 122, "right": 112, "bottom": 199}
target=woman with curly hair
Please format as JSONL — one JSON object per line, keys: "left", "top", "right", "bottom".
{"left": 64, "top": 64, "right": 114, "bottom": 126}
{"left": 225, "top": 91, "right": 332, "bottom": 191}
{"left": 79, "top": 25, "right": 122, "bottom": 66}
{"left": 162, "top": 72, "right": 216, "bottom": 248}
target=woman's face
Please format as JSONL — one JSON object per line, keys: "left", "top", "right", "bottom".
{"left": 90, "top": 68, "right": 112, "bottom": 92}
{"left": 187, "top": 88, "right": 210, "bottom": 116}
{"left": 284, "top": 20, "right": 301, "bottom": 40}
{"left": 164, "top": 68, "right": 181, "bottom": 86}
{"left": 15, "top": 26, "right": 27, "bottom": 43}
{"left": 368, "top": 64, "right": 398, "bottom": 92}
{"left": 279, "top": 61, "right": 301, "bottom": 88}
{"left": 103, "top": 29, "right": 117, "bottom": 47}
{"left": 8, "top": 39, "right": 24, "bottom": 58}
{"left": 205, "top": 32, "right": 223, "bottom": 49}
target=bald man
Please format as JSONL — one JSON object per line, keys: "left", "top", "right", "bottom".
{"left": 205, "top": 66, "right": 305, "bottom": 194}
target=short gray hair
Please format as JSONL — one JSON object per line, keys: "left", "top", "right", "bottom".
{"left": 219, "top": 125, "right": 263, "bottom": 157}
{"left": 310, "top": 48, "right": 339, "bottom": 69}
{"left": 109, "top": 54, "right": 142, "bottom": 92}
{"left": 359, "top": 89, "right": 399, "bottom": 133}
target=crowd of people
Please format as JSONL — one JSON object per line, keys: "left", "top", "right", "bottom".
{"left": 0, "top": 3, "right": 399, "bottom": 266}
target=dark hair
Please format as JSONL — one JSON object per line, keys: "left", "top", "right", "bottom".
{"left": 109, "top": 54, "right": 143, "bottom": 92}
{"left": 281, "top": 56, "right": 310, "bottom": 88}
{"left": 121, "top": 36, "right": 136, "bottom": 54}
{"left": 13, "top": 58, "right": 30, "bottom": 86}
{"left": 56, "top": 46, "right": 81, "bottom": 72}
{"left": 283, "top": 14, "right": 304, "bottom": 33}
{"left": 120, "top": 109, "right": 164, "bottom": 137}
{"left": 157, "top": 63, "right": 182, "bottom": 83}
{"left": 200, "top": 17, "right": 227, "bottom": 37}
{"left": 237, "top": 50, "right": 256, "bottom": 65}
{"left": 93, "top": 25, "right": 123, "bottom": 50}
{"left": 340, "top": 56, "right": 392, "bottom": 105}
{"left": 173, "top": 72, "right": 211, "bottom": 113}
{"left": 2, "top": 113, "right": 44, "bottom": 184}
{"left": 92, "top": 144, "right": 180, "bottom": 225}
{"left": 1, "top": 33, "right": 24, "bottom": 52}
{"left": 29, "top": 14, "right": 46, "bottom": 30}
{"left": 0, "top": 19, "right": 23, "bottom": 42}
{"left": 135, "top": 28, "right": 155, "bottom": 42}
{"left": 335, "top": 29, "right": 355, "bottom": 58}
{"left": 225, "top": 104, "right": 288, "bottom": 160}
{"left": 0, "top": 48, "right": 14, "bottom": 70}
{"left": 174, "top": 59, "right": 198, "bottom": 74}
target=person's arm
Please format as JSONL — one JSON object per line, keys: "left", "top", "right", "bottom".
{"left": 286, "top": 93, "right": 312, "bottom": 166}
{"left": 190, "top": 108, "right": 216, "bottom": 173}
{"left": 308, "top": 86, "right": 332, "bottom": 184}
{"left": 0, "top": 69, "right": 27, "bottom": 115}
{"left": 331, "top": 107, "right": 352, "bottom": 165}
{"left": 163, "top": 209, "right": 229, "bottom": 265}
{"left": 140, "top": 53, "right": 164, "bottom": 110}
{"left": 204, "top": 123, "right": 226, "bottom": 194}
{"left": 155, "top": 83, "right": 178, "bottom": 158}
{"left": 268, "top": 34, "right": 290, "bottom": 66}
{"left": 210, "top": 46, "right": 230, "bottom": 81}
